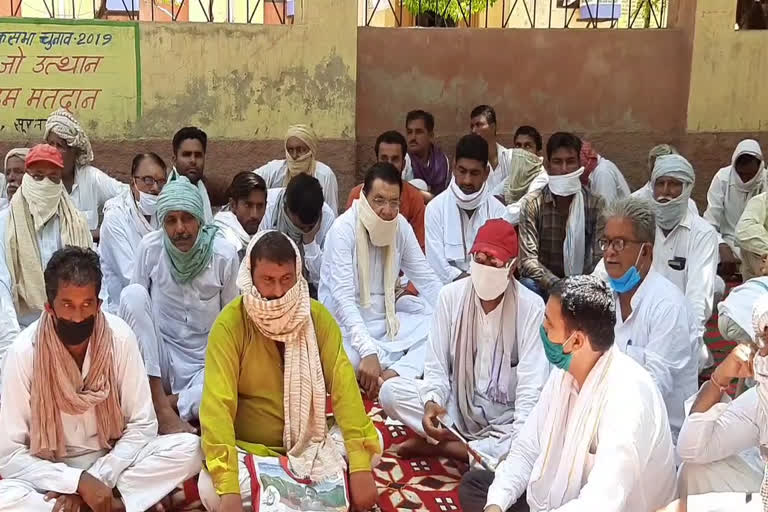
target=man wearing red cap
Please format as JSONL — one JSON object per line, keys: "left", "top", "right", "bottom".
{"left": 380, "top": 218, "right": 549, "bottom": 467}
{"left": 0, "top": 144, "right": 92, "bottom": 376}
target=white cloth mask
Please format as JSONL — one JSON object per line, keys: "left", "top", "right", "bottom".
{"left": 450, "top": 178, "right": 487, "bottom": 211}
{"left": 547, "top": 167, "right": 584, "bottom": 197}
{"left": 137, "top": 191, "right": 159, "bottom": 217}
{"left": 470, "top": 259, "right": 512, "bottom": 300}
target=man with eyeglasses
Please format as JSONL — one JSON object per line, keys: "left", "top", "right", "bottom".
{"left": 380, "top": 219, "right": 548, "bottom": 469}
{"left": 599, "top": 196, "right": 697, "bottom": 442}
{"left": 319, "top": 162, "right": 442, "bottom": 399}
{"left": 100, "top": 153, "right": 168, "bottom": 314}
{"left": 425, "top": 134, "right": 507, "bottom": 284}
{"left": 0, "top": 144, "right": 92, "bottom": 374}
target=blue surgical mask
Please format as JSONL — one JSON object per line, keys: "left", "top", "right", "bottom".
{"left": 540, "top": 326, "right": 574, "bottom": 371}
{"left": 608, "top": 244, "right": 645, "bottom": 294}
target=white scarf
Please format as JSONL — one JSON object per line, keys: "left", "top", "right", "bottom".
{"left": 528, "top": 348, "right": 616, "bottom": 510}
{"left": 214, "top": 209, "right": 251, "bottom": 250}
{"left": 549, "top": 168, "right": 586, "bottom": 276}
{"left": 449, "top": 177, "right": 488, "bottom": 211}
{"left": 355, "top": 194, "right": 399, "bottom": 340}
{"left": 122, "top": 189, "right": 154, "bottom": 236}
{"left": 446, "top": 178, "right": 490, "bottom": 262}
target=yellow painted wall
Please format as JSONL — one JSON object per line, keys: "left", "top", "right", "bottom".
{"left": 687, "top": 0, "right": 768, "bottom": 132}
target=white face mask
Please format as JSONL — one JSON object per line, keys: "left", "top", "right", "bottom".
{"left": 470, "top": 259, "right": 512, "bottom": 300}
{"left": 137, "top": 191, "right": 159, "bottom": 216}
{"left": 548, "top": 166, "right": 584, "bottom": 197}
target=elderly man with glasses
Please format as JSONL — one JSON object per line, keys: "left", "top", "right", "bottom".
{"left": 319, "top": 162, "right": 442, "bottom": 399}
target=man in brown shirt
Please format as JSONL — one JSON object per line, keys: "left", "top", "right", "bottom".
{"left": 347, "top": 130, "right": 426, "bottom": 251}
{"left": 518, "top": 132, "right": 605, "bottom": 297}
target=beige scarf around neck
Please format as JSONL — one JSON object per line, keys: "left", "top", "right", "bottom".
{"left": 4, "top": 175, "right": 92, "bottom": 315}
{"left": 30, "top": 311, "right": 124, "bottom": 461}
{"left": 355, "top": 193, "right": 399, "bottom": 340}
{"left": 236, "top": 231, "right": 345, "bottom": 481}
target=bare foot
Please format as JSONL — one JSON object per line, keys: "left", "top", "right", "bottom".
{"left": 396, "top": 437, "right": 438, "bottom": 459}
{"left": 156, "top": 407, "right": 197, "bottom": 435}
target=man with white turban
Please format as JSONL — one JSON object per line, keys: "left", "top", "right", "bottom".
{"left": 425, "top": 134, "right": 506, "bottom": 284}
{"left": 319, "top": 162, "right": 442, "bottom": 399}
{"left": 254, "top": 124, "right": 340, "bottom": 213}
{"left": 705, "top": 139, "right": 765, "bottom": 281}
{"left": 650, "top": 154, "right": 719, "bottom": 370}
{"left": 1, "top": 148, "right": 28, "bottom": 211}
{"left": 632, "top": 143, "right": 700, "bottom": 215}
{"left": 44, "top": 109, "right": 128, "bottom": 240}
{"left": 0, "top": 144, "right": 92, "bottom": 373}
{"left": 118, "top": 174, "right": 239, "bottom": 435}
{"left": 675, "top": 295, "right": 768, "bottom": 502}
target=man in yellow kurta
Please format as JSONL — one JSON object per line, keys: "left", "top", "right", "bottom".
{"left": 198, "top": 230, "right": 381, "bottom": 512}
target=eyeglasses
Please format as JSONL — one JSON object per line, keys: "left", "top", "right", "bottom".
{"left": 371, "top": 197, "right": 401, "bottom": 210}
{"left": 134, "top": 176, "right": 167, "bottom": 188}
{"left": 598, "top": 238, "right": 644, "bottom": 252}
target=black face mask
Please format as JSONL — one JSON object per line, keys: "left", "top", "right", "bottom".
{"left": 54, "top": 315, "right": 96, "bottom": 346}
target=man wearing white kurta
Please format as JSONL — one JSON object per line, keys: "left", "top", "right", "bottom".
{"left": 469, "top": 105, "right": 509, "bottom": 192}
{"left": 171, "top": 126, "right": 215, "bottom": 222}
{"left": 259, "top": 175, "right": 336, "bottom": 290}
{"left": 213, "top": 171, "right": 267, "bottom": 259}
{"left": 718, "top": 277, "right": 768, "bottom": 343}
{"left": 319, "top": 162, "right": 442, "bottom": 399}
{"left": 459, "top": 275, "right": 676, "bottom": 512}
{"left": 581, "top": 142, "right": 630, "bottom": 205}
{"left": 254, "top": 124, "right": 339, "bottom": 213}
{"left": 599, "top": 196, "right": 698, "bottom": 442}
{"left": 0, "top": 145, "right": 93, "bottom": 375}
{"left": 649, "top": 154, "right": 719, "bottom": 369}
{"left": 380, "top": 219, "right": 548, "bottom": 468}
{"left": 119, "top": 175, "right": 239, "bottom": 434}
{"left": 425, "top": 134, "right": 507, "bottom": 284}
{"left": 0, "top": 247, "right": 201, "bottom": 512}
{"left": 704, "top": 139, "right": 765, "bottom": 279}
{"left": 100, "top": 153, "right": 168, "bottom": 314}
{"left": 44, "top": 109, "right": 128, "bottom": 236}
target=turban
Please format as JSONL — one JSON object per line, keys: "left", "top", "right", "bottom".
{"left": 44, "top": 109, "right": 94, "bottom": 167}
{"left": 284, "top": 124, "right": 318, "bottom": 183}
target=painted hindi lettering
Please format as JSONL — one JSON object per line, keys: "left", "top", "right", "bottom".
{"left": 0, "top": 47, "right": 25, "bottom": 74}
{"left": 0, "top": 88, "right": 22, "bottom": 108}
{"left": 32, "top": 55, "right": 104, "bottom": 74}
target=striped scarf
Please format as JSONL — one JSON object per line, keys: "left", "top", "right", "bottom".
{"left": 30, "top": 311, "right": 124, "bottom": 461}
{"left": 236, "top": 230, "right": 344, "bottom": 481}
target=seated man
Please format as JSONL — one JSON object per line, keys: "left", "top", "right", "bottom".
{"left": 254, "top": 124, "right": 339, "bottom": 213}
{"left": 45, "top": 109, "right": 128, "bottom": 240}
{"left": 1, "top": 148, "right": 27, "bottom": 210}
{"left": 632, "top": 143, "right": 699, "bottom": 214}
{"left": 403, "top": 109, "right": 451, "bottom": 199}
{"left": 718, "top": 276, "right": 768, "bottom": 343}
{"left": 518, "top": 132, "right": 606, "bottom": 298}
{"left": 470, "top": 105, "right": 508, "bottom": 192}
{"left": 0, "top": 247, "right": 201, "bottom": 512}
{"left": 650, "top": 154, "right": 719, "bottom": 369}
{"left": 512, "top": 125, "right": 543, "bottom": 157}
{"left": 0, "top": 144, "right": 92, "bottom": 362}
{"left": 458, "top": 275, "right": 676, "bottom": 512}
{"left": 260, "top": 173, "right": 335, "bottom": 296}
{"left": 499, "top": 148, "right": 547, "bottom": 224}
{"left": 601, "top": 196, "right": 698, "bottom": 441}
{"left": 347, "top": 130, "right": 426, "bottom": 251}
{"left": 171, "top": 126, "right": 214, "bottom": 222}
{"left": 704, "top": 139, "right": 765, "bottom": 280}
{"left": 198, "top": 231, "right": 381, "bottom": 512}
{"left": 119, "top": 175, "right": 239, "bottom": 434}
{"left": 425, "top": 133, "right": 506, "bottom": 284}
{"left": 579, "top": 141, "right": 630, "bottom": 205}
{"left": 214, "top": 171, "right": 267, "bottom": 259}
{"left": 319, "top": 162, "right": 442, "bottom": 398}
{"left": 100, "top": 152, "right": 168, "bottom": 314}
{"left": 380, "top": 219, "right": 548, "bottom": 468}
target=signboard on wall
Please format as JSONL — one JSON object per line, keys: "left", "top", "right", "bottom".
{"left": 0, "top": 19, "right": 141, "bottom": 139}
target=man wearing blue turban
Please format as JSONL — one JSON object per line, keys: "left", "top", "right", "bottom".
{"left": 119, "top": 173, "right": 239, "bottom": 434}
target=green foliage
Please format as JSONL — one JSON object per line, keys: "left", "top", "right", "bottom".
{"left": 402, "top": 0, "right": 499, "bottom": 22}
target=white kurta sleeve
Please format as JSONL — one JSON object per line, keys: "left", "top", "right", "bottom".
{"left": 0, "top": 341, "right": 84, "bottom": 493}
{"left": 0, "top": 279, "right": 20, "bottom": 385}
{"left": 324, "top": 170, "right": 339, "bottom": 215}
{"left": 424, "top": 201, "right": 462, "bottom": 284}
{"left": 685, "top": 226, "right": 718, "bottom": 334}
{"left": 504, "top": 172, "right": 549, "bottom": 225}
{"left": 253, "top": 161, "right": 284, "bottom": 189}
{"left": 400, "top": 220, "right": 442, "bottom": 309}
{"left": 703, "top": 171, "right": 727, "bottom": 237}
{"left": 736, "top": 193, "right": 768, "bottom": 255}
{"left": 625, "top": 302, "right": 692, "bottom": 404}
{"left": 130, "top": 236, "right": 152, "bottom": 289}
{"left": 511, "top": 296, "right": 548, "bottom": 435}
{"left": 589, "top": 160, "right": 624, "bottom": 204}
{"left": 87, "top": 322, "right": 157, "bottom": 488}
{"left": 420, "top": 286, "right": 455, "bottom": 407}
{"left": 677, "top": 387, "right": 762, "bottom": 464}
{"left": 485, "top": 380, "right": 546, "bottom": 510}
{"left": 99, "top": 213, "right": 134, "bottom": 296}
{"left": 94, "top": 170, "right": 128, "bottom": 209}
{"left": 218, "top": 246, "right": 240, "bottom": 308}
{"left": 320, "top": 221, "right": 379, "bottom": 359}
{"left": 549, "top": 383, "right": 659, "bottom": 512}
{"left": 304, "top": 204, "right": 336, "bottom": 284}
